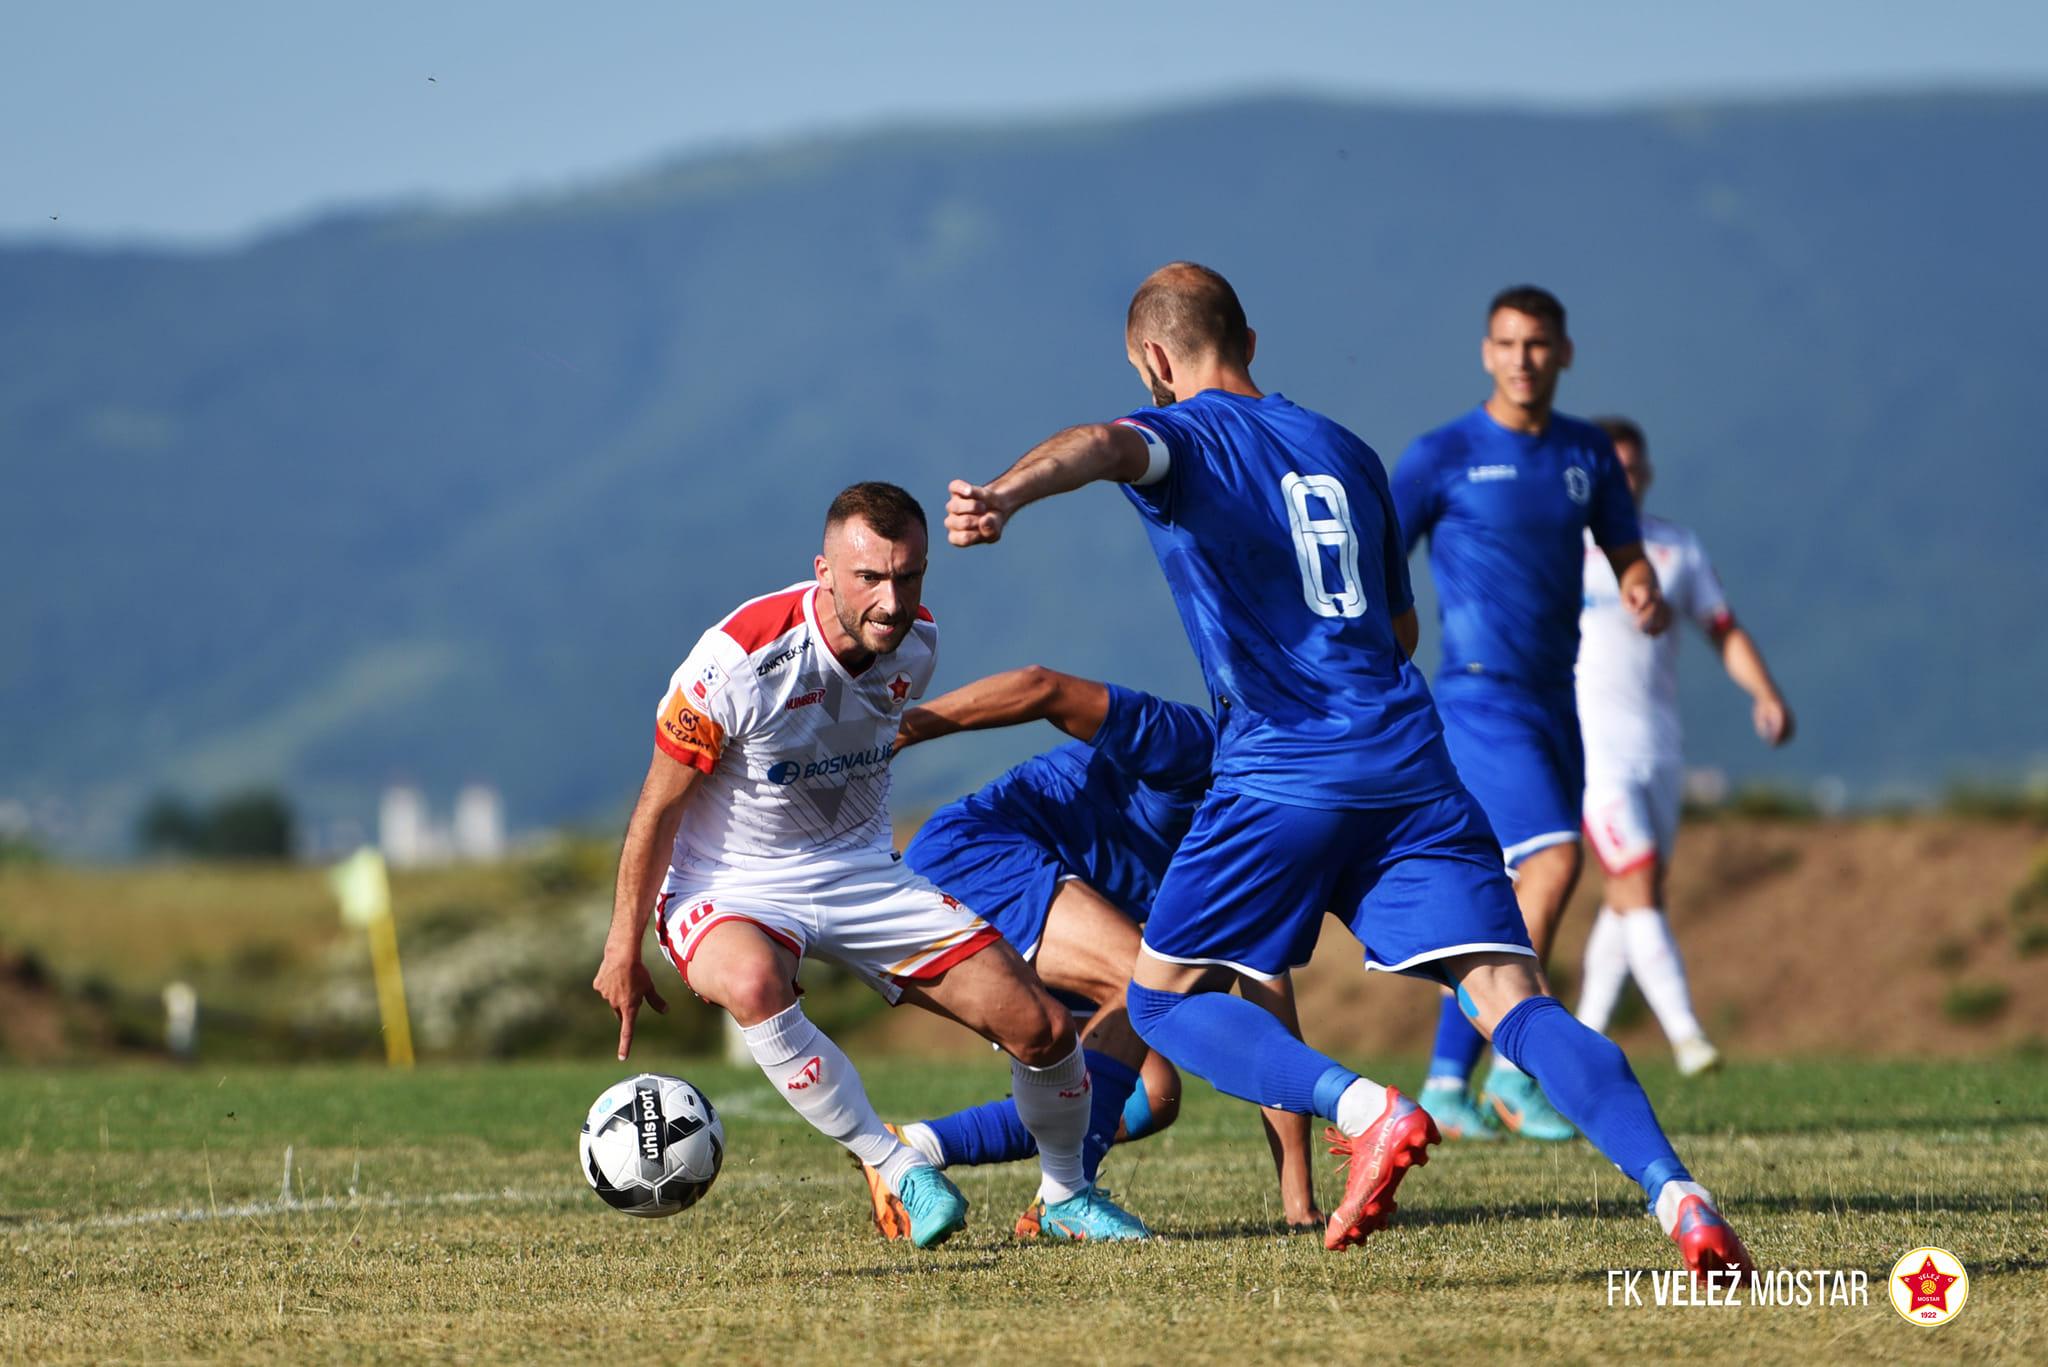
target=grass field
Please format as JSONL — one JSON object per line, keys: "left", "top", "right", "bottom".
{"left": 2, "top": 1057, "right": 2043, "bottom": 1363}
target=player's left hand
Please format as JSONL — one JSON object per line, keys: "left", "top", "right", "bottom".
{"left": 592, "top": 953, "right": 667, "bottom": 1060}
{"left": 1753, "top": 695, "right": 1795, "bottom": 746}
{"left": 1625, "top": 583, "right": 1672, "bottom": 636}
{"left": 945, "top": 479, "right": 1008, "bottom": 546}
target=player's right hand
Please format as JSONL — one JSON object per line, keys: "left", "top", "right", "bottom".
{"left": 592, "top": 954, "right": 667, "bottom": 1060}
{"left": 945, "top": 479, "right": 1008, "bottom": 546}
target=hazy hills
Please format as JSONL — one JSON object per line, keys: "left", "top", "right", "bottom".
{"left": 4, "top": 93, "right": 2043, "bottom": 852}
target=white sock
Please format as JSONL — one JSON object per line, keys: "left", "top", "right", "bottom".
{"left": 1652, "top": 1179, "right": 1716, "bottom": 1235}
{"left": 1010, "top": 1044, "right": 1090, "bottom": 1204}
{"left": 1620, "top": 909, "right": 1705, "bottom": 1045}
{"left": 740, "top": 1003, "right": 926, "bottom": 1194}
{"left": 898, "top": 1120, "right": 947, "bottom": 1169}
{"left": 1334, "top": 1078, "right": 1391, "bottom": 1137}
{"left": 1576, "top": 906, "right": 1631, "bottom": 1033}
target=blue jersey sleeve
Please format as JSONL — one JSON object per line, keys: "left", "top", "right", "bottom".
{"left": 1376, "top": 469, "right": 1416, "bottom": 620}
{"left": 1089, "top": 684, "right": 1216, "bottom": 792}
{"left": 1390, "top": 436, "right": 1443, "bottom": 557}
{"left": 1114, "top": 405, "right": 1209, "bottom": 521}
{"left": 1585, "top": 433, "right": 1642, "bottom": 549}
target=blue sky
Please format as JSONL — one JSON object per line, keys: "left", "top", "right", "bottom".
{"left": 7, "top": 0, "right": 2045, "bottom": 244}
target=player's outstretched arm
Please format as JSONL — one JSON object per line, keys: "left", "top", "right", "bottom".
{"left": 896, "top": 665, "right": 1113, "bottom": 751}
{"left": 593, "top": 750, "right": 701, "bottom": 1059}
{"left": 946, "top": 423, "right": 1153, "bottom": 546}
{"left": 1604, "top": 542, "right": 1673, "bottom": 636}
{"left": 1709, "top": 619, "right": 1795, "bottom": 746}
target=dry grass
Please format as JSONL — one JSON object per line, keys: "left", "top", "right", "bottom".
{"left": 2, "top": 1058, "right": 2043, "bottom": 1364}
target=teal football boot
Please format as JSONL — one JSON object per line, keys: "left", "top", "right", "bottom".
{"left": 1480, "top": 1065, "right": 1578, "bottom": 1142}
{"left": 897, "top": 1165, "right": 969, "bottom": 1249}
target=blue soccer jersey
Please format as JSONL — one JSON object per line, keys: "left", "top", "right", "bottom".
{"left": 1392, "top": 406, "right": 1640, "bottom": 694}
{"left": 904, "top": 685, "right": 1215, "bottom": 947}
{"left": 1115, "top": 391, "right": 1460, "bottom": 809}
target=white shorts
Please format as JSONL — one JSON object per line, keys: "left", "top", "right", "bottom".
{"left": 654, "top": 849, "right": 1001, "bottom": 1003}
{"left": 1581, "top": 755, "right": 1684, "bottom": 876}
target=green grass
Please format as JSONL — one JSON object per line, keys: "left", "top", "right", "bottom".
{"left": 2, "top": 1058, "right": 2043, "bottom": 1363}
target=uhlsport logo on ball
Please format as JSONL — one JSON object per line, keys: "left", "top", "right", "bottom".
{"left": 1888, "top": 1247, "right": 1967, "bottom": 1326}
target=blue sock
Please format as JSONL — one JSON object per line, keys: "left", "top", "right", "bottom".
{"left": 1080, "top": 1050, "right": 1141, "bottom": 1180}
{"left": 1127, "top": 981, "right": 1357, "bottom": 1121}
{"left": 915, "top": 1048, "right": 1140, "bottom": 1179}
{"left": 1120, "top": 1082, "right": 1157, "bottom": 1140}
{"left": 920, "top": 1095, "right": 1035, "bottom": 1168}
{"left": 1490, "top": 995, "right": 1690, "bottom": 1197}
{"left": 1428, "top": 993, "right": 1488, "bottom": 1085}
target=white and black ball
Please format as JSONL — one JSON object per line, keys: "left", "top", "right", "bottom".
{"left": 579, "top": 1072, "right": 724, "bottom": 1218}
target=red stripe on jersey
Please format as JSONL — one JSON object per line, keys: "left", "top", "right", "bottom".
{"left": 719, "top": 586, "right": 811, "bottom": 653}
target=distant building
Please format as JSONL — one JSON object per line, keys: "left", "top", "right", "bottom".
{"left": 379, "top": 784, "right": 504, "bottom": 867}
{"left": 452, "top": 784, "right": 505, "bottom": 861}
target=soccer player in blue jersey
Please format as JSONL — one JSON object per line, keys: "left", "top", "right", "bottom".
{"left": 942, "top": 262, "right": 1750, "bottom": 1277}
{"left": 1392, "top": 286, "right": 1669, "bottom": 1143}
{"left": 851, "top": 664, "right": 1321, "bottom": 1240}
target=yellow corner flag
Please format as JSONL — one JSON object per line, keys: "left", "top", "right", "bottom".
{"left": 329, "top": 847, "right": 415, "bottom": 1068}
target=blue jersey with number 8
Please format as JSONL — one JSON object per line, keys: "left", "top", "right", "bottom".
{"left": 1116, "top": 391, "right": 1460, "bottom": 808}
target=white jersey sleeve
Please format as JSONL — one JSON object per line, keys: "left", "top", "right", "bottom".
{"left": 655, "top": 628, "right": 752, "bottom": 773}
{"left": 1680, "top": 529, "right": 1733, "bottom": 636}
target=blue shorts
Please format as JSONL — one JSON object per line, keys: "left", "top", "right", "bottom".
{"left": 1434, "top": 675, "right": 1584, "bottom": 868}
{"left": 903, "top": 802, "right": 1068, "bottom": 960}
{"left": 1140, "top": 788, "right": 1533, "bottom": 984}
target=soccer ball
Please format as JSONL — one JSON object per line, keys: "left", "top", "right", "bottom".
{"left": 579, "top": 1072, "right": 725, "bottom": 1217}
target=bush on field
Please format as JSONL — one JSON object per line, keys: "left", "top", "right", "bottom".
{"left": 138, "top": 789, "right": 295, "bottom": 860}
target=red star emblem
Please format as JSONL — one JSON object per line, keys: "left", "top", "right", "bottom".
{"left": 1898, "top": 1256, "right": 1959, "bottom": 1314}
{"left": 888, "top": 673, "right": 911, "bottom": 702}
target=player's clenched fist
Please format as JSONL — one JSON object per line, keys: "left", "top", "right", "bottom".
{"left": 945, "top": 479, "right": 1008, "bottom": 546}
{"left": 1623, "top": 581, "right": 1671, "bottom": 636}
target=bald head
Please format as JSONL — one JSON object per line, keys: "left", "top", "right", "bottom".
{"left": 1126, "top": 262, "right": 1252, "bottom": 367}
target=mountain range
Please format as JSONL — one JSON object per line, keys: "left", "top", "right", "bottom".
{"left": 4, "top": 92, "right": 2043, "bottom": 852}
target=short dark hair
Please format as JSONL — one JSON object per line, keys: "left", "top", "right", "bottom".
{"left": 1488, "top": 284, "right": 1567, "bottom": 336}
{"left": 1592, "top": 415, "right": 1647, "bottom": 453}
{"left": 826, "top": 481, "right": 927, "bottom": 541}
{"left": 1127, "top": 261, "right": 1252, "bottom": 364}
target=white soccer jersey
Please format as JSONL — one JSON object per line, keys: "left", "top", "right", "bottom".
{"left": 1576, "top": 514, "right": 1732, "bottom": 764}
{"left": 653, "top": 581, "right": 937, "bottom": 872}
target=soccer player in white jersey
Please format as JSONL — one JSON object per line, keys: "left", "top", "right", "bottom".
{"left": 591, "top": 482, "right": 1149, "bottom": 1246}
{"left": 1574, "top": 418, "right": 1794, "bottom": 1075}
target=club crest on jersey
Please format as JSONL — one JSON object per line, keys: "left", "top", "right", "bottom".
{"left": 888, "top": 673, "right": 913, "bottom": 705}
{"left": 692, "top": 661, "right": 729, "bottom": 701}
{"left": 1564, "top": 467, "right": 1592, "bottom": 504}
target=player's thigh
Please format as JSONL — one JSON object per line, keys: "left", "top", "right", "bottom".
{"left": 1514, "top": 839, "right": 1582, "bottom": 922}
{"left": 895, "top": 936, "right": 1075, "bottom": 1065}
{"left": 681, "top": 919, "right": 804, "bottom": 1025}
{"left": 1033, "top": 879, "right": 1144, "bottom": 1005}
{"left": 1583, "top": 760, "right": 1661, "bottom": 906}
{"left": 1140, "top": 791, "right": 1350, "bottom": 987}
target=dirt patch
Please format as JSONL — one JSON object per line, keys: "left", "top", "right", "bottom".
{"left": 852, "top": 817, "right": 2048, "bottom": 1061}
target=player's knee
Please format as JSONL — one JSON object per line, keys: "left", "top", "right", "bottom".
{"left": 701, "top": 966, "right": 797, "bottom": 1027}
{"left": 1144, "top": 1057, "right": 1181, "bottom": 1132}
{"left": 1003, "top": 991, "right": 1077, "bottom": 1067}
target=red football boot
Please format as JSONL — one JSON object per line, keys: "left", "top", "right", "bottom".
{"left": 1323, "top": 1088, "right": 1441, "bottom": 1251}
{"left": 1662, "top": 1186, "right": 1756, "bottom": 1283}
